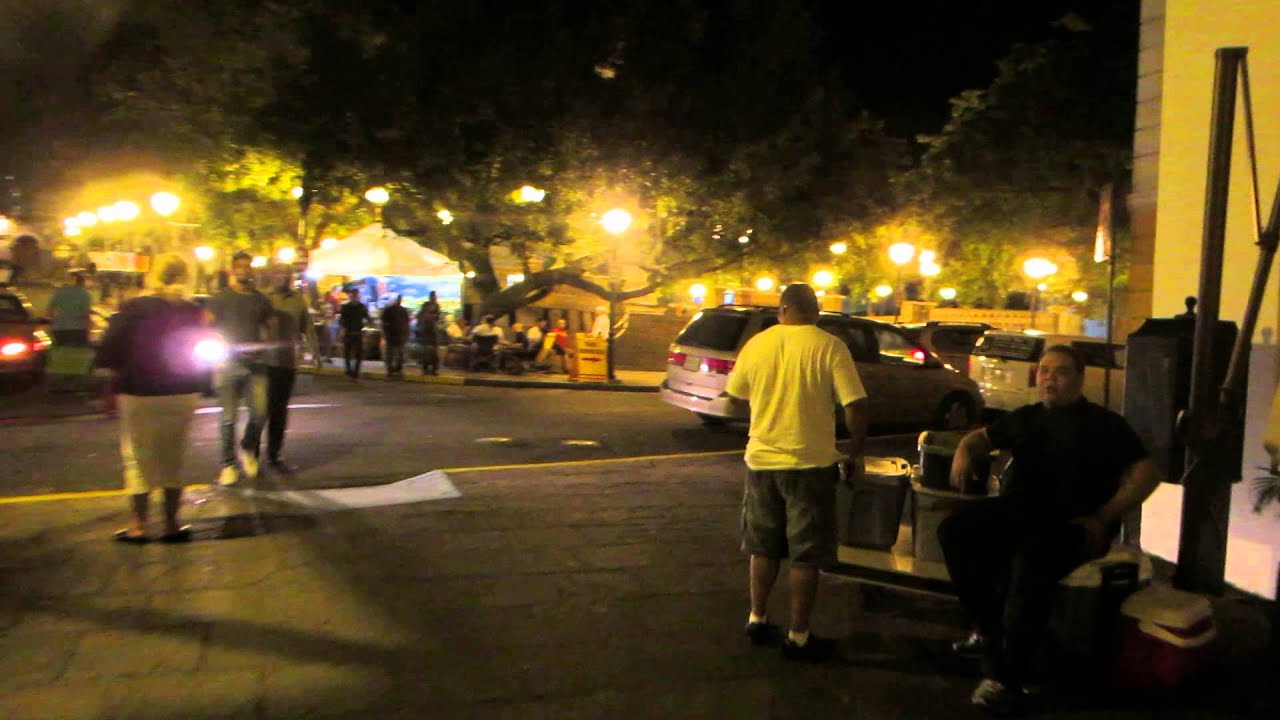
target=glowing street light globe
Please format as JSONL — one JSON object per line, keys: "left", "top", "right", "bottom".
{"left": 437, "top": 209, "right": 454, "bottom": 225}
{"left": 601, "top": 208, "right": 633, "bottom": 235}
{"left": 251, "top": 256, "right": 268, "bottom": 268}
{"left": 76, "top": 211, "right": 98, "bottom": 228}
{"left": 1022, "top": 257, "right": 1058, "bottom": 280}
{"left": 755, "top": 276, "right": 775, "bottom": 292}
{"left": 517, "top": 185, "right": 546, "bottom": 203}
{"left": 888, "top": 242, "right": 915, "bottom": 266}
{"left": 738, "top": 235, "right": 750, "bottom": 244}
{"left": 194, "top": 246, "right": 216, "bottom": 262}
{"left": 874, "top": 284, "right": 894, "bottom": 298}
{"left": 689, "top": 283, "right": 707, "bottom": 301}
{"left": 277, "top": 247, "right": 297, "bottom": 263}
{"left": 290, "top": 186, "right": 305, "bottom": 200}
{"left": 1071, "top": 290, "right": 1089, "bottom": 303}
{"left": 918, "top": 249, "right": 937, "bottom": 265}
{"left": 364, "top": 186, "right": 390, "bottom": 205}
{"left": 812, "top": 270, "right": 834, "bottom": 288}
{"left": 939, "top": 287, "right": 958, "bottom": 301}
{"left": 320, "top": 237, "right": 339, "bottom": 250}
{"left": 920, "top": 262, "right": 941, "bottom": 278}
{"left": 97, "top": 205, "right": 120, "bottom": 223}
{"left": 829, "top": 241, "right": 848, "bottom": 255}
{"left": 150, "top": 192, "right": 180, "bottom": 217}
{"left": 114, "top": 200, "right": 141, "bottom": 221}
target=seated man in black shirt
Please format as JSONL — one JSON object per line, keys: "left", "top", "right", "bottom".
{"left": 940, "top": 344, "right": 1159, "bottom": 715}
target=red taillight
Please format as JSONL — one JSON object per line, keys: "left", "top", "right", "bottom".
{"left": 911, "top": 348, "right": 927, "bottom": 363}
{"left": 667, "top": 350, "right": 687, "bottom": 366}
{"left": 1, "top": 341, "right": 30, "bottom": 358}
{"left": 701, "top": 358, "right": 735, "bottom": 375}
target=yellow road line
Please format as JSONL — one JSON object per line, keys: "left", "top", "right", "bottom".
{"left": 0, "top": 453, "right": 743, "bottom": 505}
{"left": 0, "top": 483, "right": 214, "bottom": 506}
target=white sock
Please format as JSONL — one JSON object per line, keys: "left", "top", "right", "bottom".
{"left": 748, "top": 612, "right": 767, "bottom": 625}
{"left": 788, "top": 630, "right": 810, "bottom": 646}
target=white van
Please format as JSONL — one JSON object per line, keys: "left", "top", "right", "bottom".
{"left": 968, "top": 330, "right": 1125, "bottom": 412}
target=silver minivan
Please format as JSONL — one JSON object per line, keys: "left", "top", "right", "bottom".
{"left": 659, "top": 306, "right": 984, "bottom": 430}
{"left": 969, "top": 329, "right": 1125, "bottom": 412}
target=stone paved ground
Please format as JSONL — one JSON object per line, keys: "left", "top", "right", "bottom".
{"left": 0, "top": 455, "right": 1272, "bottom": 719}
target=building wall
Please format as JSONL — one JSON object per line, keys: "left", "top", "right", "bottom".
{"left": 1137, "top": 0, "right": 1280, "bottom": 599}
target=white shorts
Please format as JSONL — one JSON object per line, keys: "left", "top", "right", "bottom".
{"left": 117, "top": 393, "right": 199, "bottom": 493}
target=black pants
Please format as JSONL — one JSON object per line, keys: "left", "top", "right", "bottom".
{"left": 52, "top": 329, "right": 89, "bottom": 347}
{"left": 937, "top": 496, "right": 1095, "bottom": 687}
{"left": 266, "top": 366, "right": 297, "bottom": 462}
{"left": 420, "top": 343, "right": 439, "bottom": 374}
{"left": 342, "top": 333, "right": 362, "bottom": 377}
{"left": 385, "top": 340, "right": 406, "bottom": 374}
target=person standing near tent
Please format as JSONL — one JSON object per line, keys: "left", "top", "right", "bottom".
{"left": 264, "top": 263, "right": 317, "bottom": 473}
{"left": 381, "top": 295, "right": 411, "bottom": 377}
{"left": 416, "top": 291, "right": 441, "bottom": 375}
{"left": 339, "top": 287, "right": 370, "bottom": 379}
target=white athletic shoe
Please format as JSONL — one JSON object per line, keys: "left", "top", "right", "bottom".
{"left": 237, "top": 448, "right": 259, "bottom": 480}
{"left": 218, "top": 466, "right": 241, "bottom": 487}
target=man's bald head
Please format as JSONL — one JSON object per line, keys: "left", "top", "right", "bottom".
{"left": 779, "top": 283, "right": 820, "bottom": 324}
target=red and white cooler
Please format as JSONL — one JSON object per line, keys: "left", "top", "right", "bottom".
{"left": 1112, "top": 584, "right": 1217, "bottom": 692}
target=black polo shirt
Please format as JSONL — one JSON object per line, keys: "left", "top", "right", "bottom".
{"left": 988, "top": 398, "right": 1148, "bottom": 522}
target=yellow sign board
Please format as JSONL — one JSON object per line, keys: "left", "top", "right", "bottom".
{"left": 574, "top": 333, "right": 609, "bottom": 382}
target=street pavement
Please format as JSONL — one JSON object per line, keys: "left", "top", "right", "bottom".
{"left": 0, "top": 376, "right": 1274, "bottom": 718}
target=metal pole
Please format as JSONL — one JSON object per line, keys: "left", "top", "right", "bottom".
{"left": 1104, "top": 246, "right": 1116, "bottom": 409}
{"left": 607, "top": 247, "right": 618, "bottom": 382}
{"left": 1175, "top": 47, "right": 1246, "bottom": 595}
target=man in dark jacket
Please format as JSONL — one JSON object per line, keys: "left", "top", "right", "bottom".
{"left": 380, "top": 295, "right": 411, "bottom": 377}
{"left": 338, "top": 287, "right": 370, "bottom": 379}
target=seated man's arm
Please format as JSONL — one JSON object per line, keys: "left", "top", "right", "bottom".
{"left": 1076, "top": 457, "right": 1160, "bottom": 553}
{"left": 949, "top": 429, "right": 993, "bottom": 491}
{"left": 842, "top": 399, "right": 869, "bottom": 462}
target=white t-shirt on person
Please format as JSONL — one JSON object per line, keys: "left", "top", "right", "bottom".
{"left": 725, "top": 324, "right": 866, "bottom": 470}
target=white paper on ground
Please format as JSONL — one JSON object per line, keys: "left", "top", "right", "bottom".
{"left": 257, "top": 470, "right": 461, "bottom": 510}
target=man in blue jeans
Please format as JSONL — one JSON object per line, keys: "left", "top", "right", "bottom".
{"left": 208, "top": 251, "right": 275, "bottom": 486}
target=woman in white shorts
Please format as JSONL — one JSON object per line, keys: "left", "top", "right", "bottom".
{"left": 96, "top": 254, "right": 214, "bottom": 543}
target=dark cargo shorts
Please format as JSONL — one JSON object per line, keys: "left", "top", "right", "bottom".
{"left": 740, "top": 464, "right": 839, "bottom": 569}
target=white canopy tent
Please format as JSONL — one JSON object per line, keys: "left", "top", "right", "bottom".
{"left": 307, "top": 224, "right": 460, "bottom": 278}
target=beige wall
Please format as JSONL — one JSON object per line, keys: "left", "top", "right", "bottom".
{"left": 1138, "top": 0, "right": 1280, "bottom": 599}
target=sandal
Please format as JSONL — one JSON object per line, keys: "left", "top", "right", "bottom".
{"left": 159, "top": 526, "right": 193, "bottom": 543}
{"left": 113, "top": 529, "right": 149, "bottom": 544}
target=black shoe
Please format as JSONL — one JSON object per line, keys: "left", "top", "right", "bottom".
{"left": 744, "top": 621, "right": 783, "bottom": 647}
{"left": 268, "top": 458, "right": 297, "bottom": 474}
{"left": 952, "top": 630, "right": 987, "bottom": 658}
{"left": 780, "top": 634, "right": 837, "bottom": 662}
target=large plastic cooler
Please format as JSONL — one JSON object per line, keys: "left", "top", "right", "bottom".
{"left": 1112, "top": 584, "right": 1217, "bottom": 692}
{"left": 838, "top": 457, "right": 912, "bottom": 550}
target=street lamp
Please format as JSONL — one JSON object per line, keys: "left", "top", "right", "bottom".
{"left": 114, "top": 200, "right": 141, "bottom": 222}
{"left": 888, "top": 242, "right": 915, "bottom": 322}
{"left": 812, "top": 269, "right": 834, "bottom": 289}
{"left": 1022, "top": 257, "right": 1058, "bottom": 330}
{"left": 251, "top": 256, "right": 268, "bottom": 268}
{"left": 290, "top": 186, "right": 304, "bottom": 200}
{"left": 1072, "top": 290, "right": 1089, "bottom": 303}
{"left": 516, "top": 185, "right": 546, "bottom": 203}
{"left": 365, "top": 186, "right": 390, "bottom": 223}
{"left": 437, "top": 209, "right": 454, "bottom": 225}
{"left": 755, "top": 276, "right": 775, "bottom": 292}
{"left": 277, "top": 247, "right": 298, "bottom": 263}
{"left": 601, "top": 208, "right": 633, "bottom": 382}
{"left": 689, "top": 283, "right": 707, "bottom": 304}
{"left": 194, "top": 246, "right": 215, "bottom": 262}
{"left": 150, "top": 192, "right": 180, "bottom": 217}
{"left": 75, "top": 211, "right": 98, "bottom": 228}
{"left": 939, "top": 287, "right": 958, "bottom": 301}
{"left": 829, "top": 241, "right": 848, "bottom": 255}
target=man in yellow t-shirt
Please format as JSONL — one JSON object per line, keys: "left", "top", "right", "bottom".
{"left": 724, "top": 283, "right": 868, "bottom": 662}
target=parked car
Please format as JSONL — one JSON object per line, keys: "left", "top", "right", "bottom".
{"left": 659, "top": 305, "right": 984, "bottom": 431}
{"left": 968, "top": 329, "right": 1125, "bottom": 413}
{"left": 898, "top": 321, "right": 993, "bottom": 376}
{"left": 0, "top": 290, "right": 52, "bottom": 387}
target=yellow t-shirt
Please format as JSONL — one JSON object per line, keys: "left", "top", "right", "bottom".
{"left": 725, "top": 324, "right": 866, "bottom": 470}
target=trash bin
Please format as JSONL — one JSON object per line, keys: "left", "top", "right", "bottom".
{"left": 910, "top": 481, "right": 995, "bottom": 563}
{"left": 839, "top": 457, "right": 912, "bottom": 550}
{"left": 918, "top": 430, "right": 965, "bottom": 490}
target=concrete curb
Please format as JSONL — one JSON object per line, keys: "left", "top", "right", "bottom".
{"left": 297, "top": 365, "right": 660, "bottom": 392}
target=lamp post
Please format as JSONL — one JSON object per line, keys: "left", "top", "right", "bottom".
{"left": 1022, "top": 257, "right": 1058, "bottom": 330}
{"left": 365, "top": 186, "right": 390, "bottom": 226}
{"left": 888, "top": 242, "right": 915, "bottom": 322}
{"left": 601, "top": 208, "right": 632, "bottom": 383}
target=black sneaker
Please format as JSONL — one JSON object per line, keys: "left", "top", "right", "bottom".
{"left": 744, "top": 621, "right": 783, "bottom": 646}
{"left": 952, "top": 629, "right": 987, "bottom": 658}
{"left": 780, "top": 634, "right": 837, "bottom": 662}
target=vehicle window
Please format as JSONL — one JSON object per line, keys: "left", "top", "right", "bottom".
{"left": 1072, "top": 341, "right": 1125, "bottom": 369}
{"left": 874, "top": 327, "right": 924, "bottom": 365}
{"left": 820, "top": 319, "right": 876, "bottom": 362}
{"left": 932, "top": 328, "right": 985, "bottom": 354}
{"left": 759, "top": 315, "right": 779, "bottom": 332}
{"left": 0, "top": 296, "right": 27, "bottom": 322}
{"left": 973, "top": 333, "right": 1043, "bottom": 361}
{"left": 674, "top": 312, "right": 750, "bottom": 351}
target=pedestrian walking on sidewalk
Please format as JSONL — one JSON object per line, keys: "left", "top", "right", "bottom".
{"left": 724, "top": 283, "right": 868, "bottom": 662}
{"left": 339, "top": 287, "right": 370, "bottom": 379}
{"left": 381, "top": 295, "right": 411, "bottom": 376}
{"left": 264, "top": 263, "right": 317, "bottom": 473}
{"left": 208, "top": 251, "right": 275, "bottom": 486}
{"left": 95, "top": 254, "right": 210, "bottom": 543}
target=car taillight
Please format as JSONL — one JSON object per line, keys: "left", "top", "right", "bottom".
{"left": 1, "top": 341, "right": 30, "bottom": 357}
{"left": 667, "top": 350, "right": 687, "bottom": 366}
{"left": 911, "top": 348, "right": 927, "bottom": 363}
{"left": 700, "top": 358, "right": 735, "bottom": 375}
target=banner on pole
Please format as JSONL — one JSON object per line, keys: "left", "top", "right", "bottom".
{"left": 1094, "top": 183, "right": 1114, "bottom": 263}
